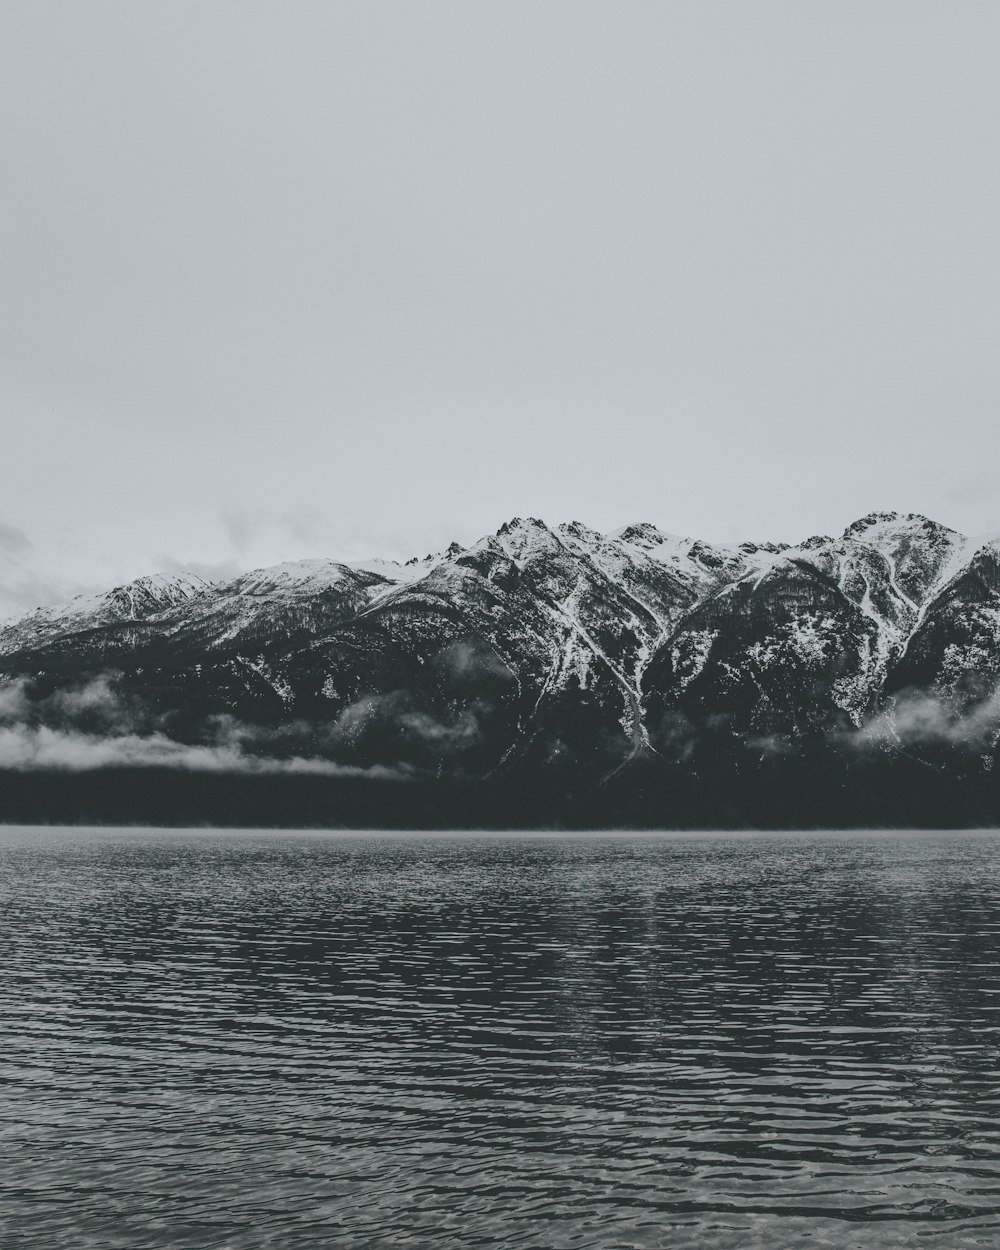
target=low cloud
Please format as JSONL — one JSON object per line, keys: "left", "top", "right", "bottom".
{"left": 316, "top": 688, "right": 492, "bottom": 763}
{"left": 746, "top": 733, "right": 798, "bottom": 759}
{"left": 0, "top": 724, "right": 406, "bottom": 776}
{"left": 856, "top": 688, "right": 1000, "bottom": 753}
{"left": 648, "top": 685, "right": 1000, "bottom": 766}
{"left": 0, "top": 676, "right": 411, "bottom": 778}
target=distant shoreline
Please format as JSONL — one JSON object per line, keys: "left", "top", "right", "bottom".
{"left": 4, "top": 824, "right": 1000, "bottom": 838}
{"left": 1, "top": 765, "right": 998, "bottom": 832}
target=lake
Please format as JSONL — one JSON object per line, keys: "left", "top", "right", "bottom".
{"left": 2, "top": 827, "right": 1000, "bottom": 1248}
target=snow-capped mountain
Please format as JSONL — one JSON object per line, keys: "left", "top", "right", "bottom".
{"left": 0, "top": 572, "right": 213, "bottom": 654}
{"left": 1, "top": 511, "right": 998, "bottom": 817}
{"left": 644, "top": 512, "right": 1000, "bottom": 743}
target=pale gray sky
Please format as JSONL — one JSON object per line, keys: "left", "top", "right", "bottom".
{"left": 2, "top": 2, "right": 999, "bottom": 617}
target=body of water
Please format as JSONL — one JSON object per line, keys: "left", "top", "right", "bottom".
{"left": 2, "top": 827, "right": 1000, "bottom": 1248}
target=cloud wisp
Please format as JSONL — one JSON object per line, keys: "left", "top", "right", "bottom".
{"left": 0, "top": 676, "right": 411, "bottom": 778}
{"left": 856, "top": 688, "right": 1000, "bottom": 754}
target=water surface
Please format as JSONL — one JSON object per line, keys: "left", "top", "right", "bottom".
{"left": 2, "top": 827, "right": 1000, "bottom": 1248}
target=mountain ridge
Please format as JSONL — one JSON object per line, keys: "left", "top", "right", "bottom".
{"left": 1, "top": 510, "right": 998, "bottom": 827}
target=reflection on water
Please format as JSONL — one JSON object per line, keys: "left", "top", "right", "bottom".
{"left": 2, "top": 828, "right": 1000, "bottom": 1248}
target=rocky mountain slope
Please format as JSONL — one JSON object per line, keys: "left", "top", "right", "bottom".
{"left": 1, "top": 511, "right": 998, "bottom": 821}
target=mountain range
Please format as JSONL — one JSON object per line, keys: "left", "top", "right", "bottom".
{"left": 1, "top": 511, "right": 998, "bottom": 828}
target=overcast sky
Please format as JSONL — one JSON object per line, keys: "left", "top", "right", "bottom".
{"left": 2, "top": 2, "right": 999, "bottom": 618}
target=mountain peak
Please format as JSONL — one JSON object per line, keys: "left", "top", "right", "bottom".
{"left": 612, "top": 522, "right": 670, "bottom": 546}
{"left": 36, "top": 570, "right": 211, "bottom": 623}
{"left": 496, "top": 516, "right": 547, "bottom": 536}
{"left": 556, "top": 520, "right": 604, "bottom": 545}
{"left": 841, "top": 511, "right": 944, "bottom": 539}
{"left": 493, "top": 517, "right": 562, "bottom": 565}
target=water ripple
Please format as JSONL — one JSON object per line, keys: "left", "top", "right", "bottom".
{"left": 2, "top": 829, "right": 1000, "bottom": 1247}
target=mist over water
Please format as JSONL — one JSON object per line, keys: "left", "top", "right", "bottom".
{"left": 2, "top": 829, "right": 1000, "bottom": 1249}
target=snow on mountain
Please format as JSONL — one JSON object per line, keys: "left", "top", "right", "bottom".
{"left": 610, "top": 522, "right": 783, "bottom": 589}
{"left": 32, "top": 571, "right": 210, "bottom": 622}
{"left": 641, "top": 512, "right": 1000, "bottom": 741}
{"left": 1, "top": 512, "right": 998, "bottom": 784}
{"left": 350, "top": 556, "right": 441, "bottom": 583}
{"left": 0, "top": 571, "right": 213, "bottom": 656}
{"left": 2, "top": 514, "right": 993, "bottom": 684}
{"left": 215, "top": 554, "right": 449, "bottom": 599}
{"left": 779, "top": 513, "right": 997, "bottom": 667}
{"left": 886, "top": 534, "right": 1000, "bottom": 715}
